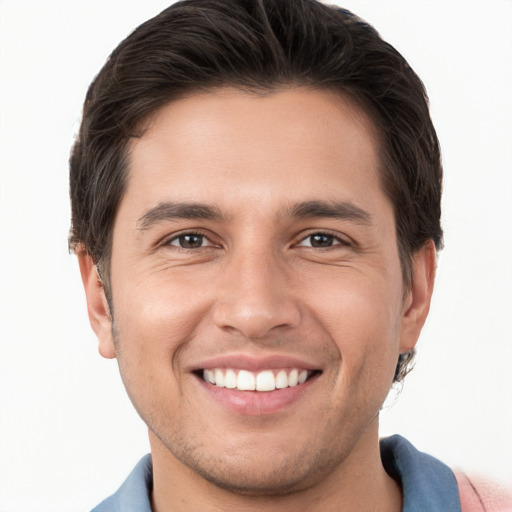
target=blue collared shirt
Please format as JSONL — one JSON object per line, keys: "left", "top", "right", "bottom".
{"left": 91, "top": 435, "right": 461, "bottom": 511}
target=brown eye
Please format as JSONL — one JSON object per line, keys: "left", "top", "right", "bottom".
{"left": 297, "top": 232, "right": 349, "bottom": 249}
{"left": 169, "top": 233, "right": 206, "bottom": 249}
{"left": 298, "top": 233, "right": 336, "bottom": 248}
{"left": 309, "top": 234, "right": 334, "bottom": 247}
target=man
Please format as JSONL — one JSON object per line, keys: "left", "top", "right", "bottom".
{"left": 69, "top": 0, "right": 510, "bottom": 510}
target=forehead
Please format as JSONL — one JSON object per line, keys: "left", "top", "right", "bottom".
{"left": 122, "top": 87, "right": 384, "bottom": 214}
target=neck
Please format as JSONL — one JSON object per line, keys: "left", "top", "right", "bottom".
{"left": 149, "top": 420, "right": 402, "bottom": 512}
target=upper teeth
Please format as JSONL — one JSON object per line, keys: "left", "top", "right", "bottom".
{"left": 202, "top": 368, "right": 310, "bottom": 392}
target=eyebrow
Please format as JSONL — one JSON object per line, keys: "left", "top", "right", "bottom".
{"left": 137, "top": 199, "right": 372, "bottom": 230}
{"left": 137, "top": 201, "right": 225, "bottom": 230}
{"left": 287, "top": 200, "right": 372, "bottom": 225}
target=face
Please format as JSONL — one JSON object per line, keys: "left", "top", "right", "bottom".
{"left": 81, "top": 88, "right": 434, "bottom": 494}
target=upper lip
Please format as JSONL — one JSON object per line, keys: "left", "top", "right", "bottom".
{"left": 190, "top": 354, "right": 322, "bottom": 372}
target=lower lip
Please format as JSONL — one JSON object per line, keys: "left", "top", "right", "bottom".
{"left": 195, "top": 374, "right": 318, "bottom": 416}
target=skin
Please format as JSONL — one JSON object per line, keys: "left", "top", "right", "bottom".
{"left": 79, "top": 88, "right": 436, "bottom": 511}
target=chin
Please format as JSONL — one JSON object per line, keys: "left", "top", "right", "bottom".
{"left": 167, "top": 435, "right": 345, "bottom": 497}
{"left": 188, "top": 459, "right": 320, "bottom": 496}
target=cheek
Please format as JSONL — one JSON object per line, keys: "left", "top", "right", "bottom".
{"left": 110, "top": 287, "right": 205, "bottom": 424}
{"left": 111, "top": 275, "right": 211, "bottom": 383}
{"left": 114, "top": 266, "right": 210, "bottom": 337}
{"left": 305, "top": 270, "right": 402, "bottom": 377}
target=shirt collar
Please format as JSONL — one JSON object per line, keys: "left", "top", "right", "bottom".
{"left": 380, "top": 434, "right": 461, "bottom": 512}
{"left": 94, "top": 436, "right": 462, "bottom": 511}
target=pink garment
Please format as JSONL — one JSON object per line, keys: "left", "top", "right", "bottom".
{"left": 456, "top": 472, "right": 512, "bottom": 512}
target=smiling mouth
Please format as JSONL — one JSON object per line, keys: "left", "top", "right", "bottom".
{"left": 197, "top": 368, "right": 320, "bottom": 392}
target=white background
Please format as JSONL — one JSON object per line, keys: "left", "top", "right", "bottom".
{"left": 0, "top": 1, "right": 511, "bottom": 510}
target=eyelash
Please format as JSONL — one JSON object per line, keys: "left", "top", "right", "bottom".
{"left": 162, "top": 230, "right": 350, "bottom": 250}
{"left": 164, "top": 231, "right": 214, "bottom": 249}
{"left": 295, "top": 231, "right": 350, "bottom": 249}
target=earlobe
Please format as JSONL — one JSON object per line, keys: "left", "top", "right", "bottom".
{"left": 399, "top": 241, "right": 437, "bottom": 353}
{"left": 77, "top": 250, "right": 116, "bottom": 359}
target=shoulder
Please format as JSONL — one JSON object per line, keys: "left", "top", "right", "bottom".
{"left": 90, "top": 454, "right": 153, "bottom": 512}
{"left": 455, "top": 472, "right": 512, "bottom": 512}
{"left": 91, "top": 493, "right": 118, "bottom": 512}
{"left": 380, "top": 435, "right": 512, "bottom": 512}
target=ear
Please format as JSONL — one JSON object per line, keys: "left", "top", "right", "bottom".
{"left": 77, "top": 250, "right": 116, "bottom": 359}
{"left": 399, "top": 240, "right": 437, "bottom": 353}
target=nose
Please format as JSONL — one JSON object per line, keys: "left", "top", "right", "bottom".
{"left": 212, "top": 249, "right": 301, "bottom": 340}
